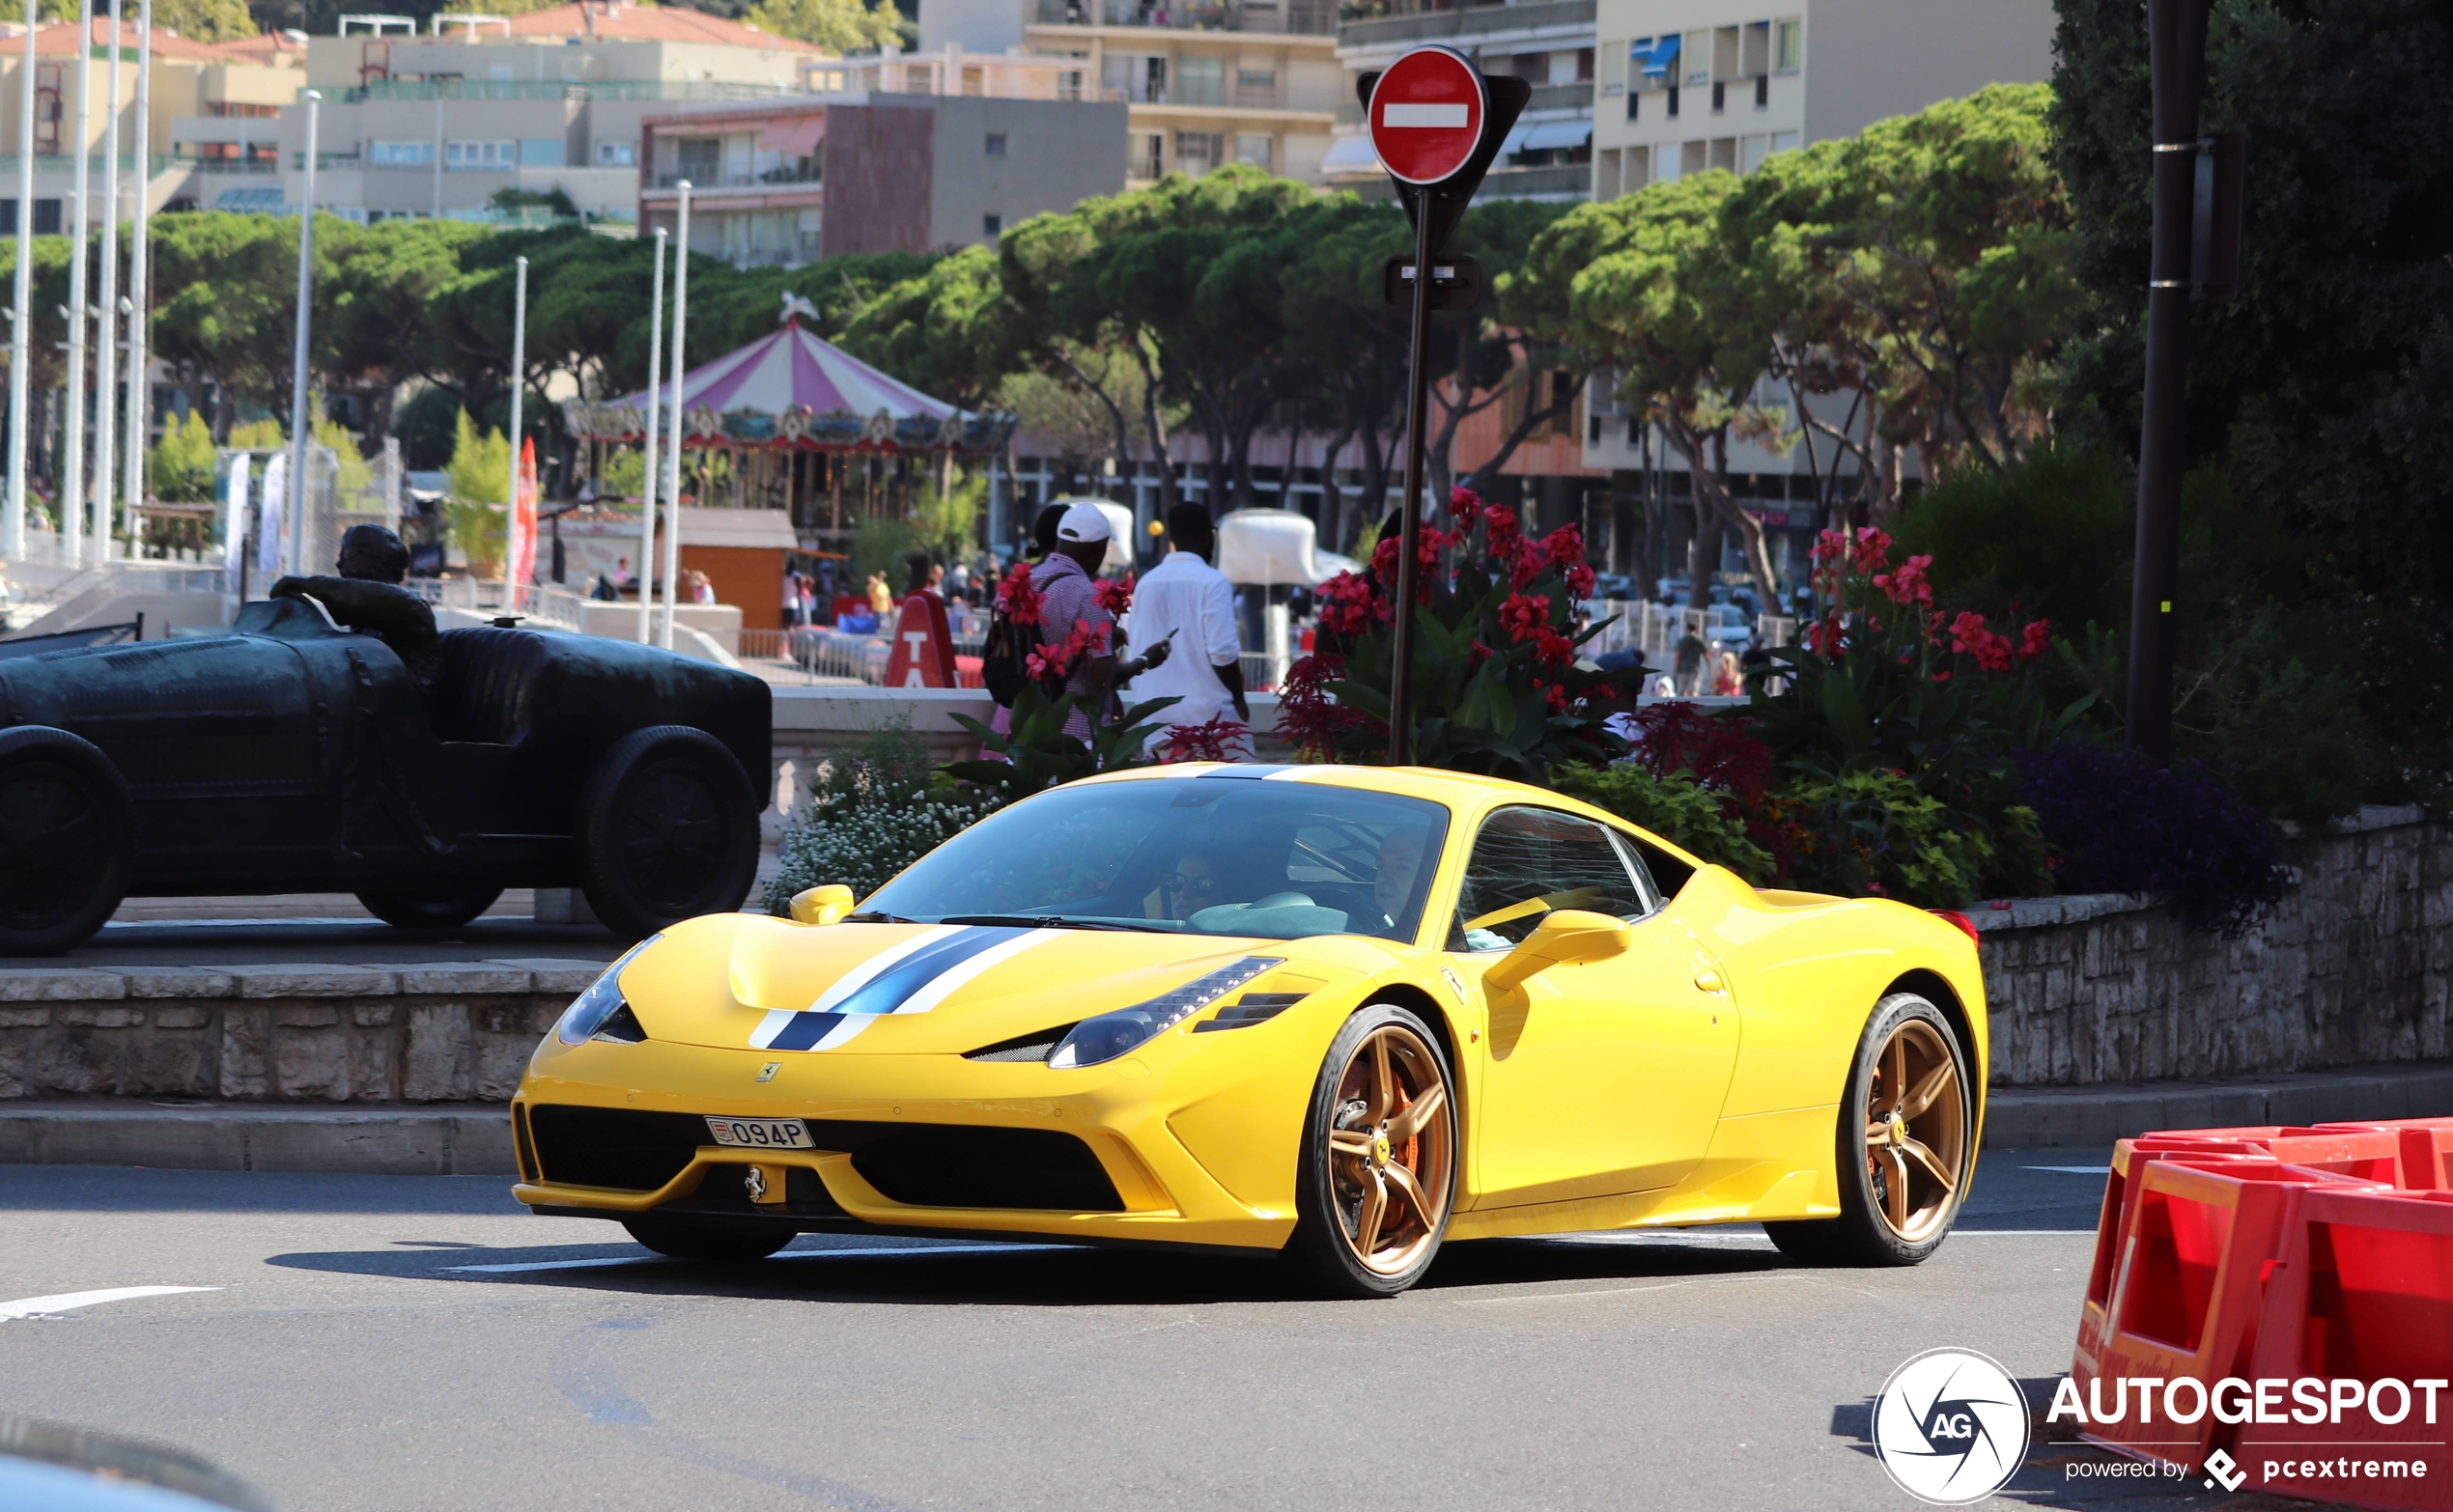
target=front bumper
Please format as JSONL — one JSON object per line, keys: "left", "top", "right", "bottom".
{"left": 512, "top": 1035, "right": 1303, "bottom": 1250}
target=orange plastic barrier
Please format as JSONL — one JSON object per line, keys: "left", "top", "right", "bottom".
{"left": 2237, "top": 1187, "right": 2453, "bottom": 1511}
{"left": 2077, "top": 1158, "right": 2388, "bottom": 1467}
{"left": 2320, "top": 1118, "right": 2453, "bottom": 1192}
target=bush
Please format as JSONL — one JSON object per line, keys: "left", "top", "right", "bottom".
{"left": 1776, "top": 770, "right": 2043, "bottom": 910}
{"left": 148, "top": 411, "right": 217, "bottom": 502}
{"left": 763, "top": 717, "right": 1000, "bottom": 913}
{"left": 1894, "top": 441, "right": 2136, "bottom": 630}
{"left": 1550, "top": 762, "right": 1774, "bottom": 882}
{"left": 2016, "top": 742, "right": 2291, "bottom": 938}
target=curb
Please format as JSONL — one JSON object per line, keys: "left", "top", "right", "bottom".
{"left": 0, "top": 1103, "right": 513, "bottom": 1176}
{"left": 1984, "top": 1061, "right": 2453, "bottom": 1148}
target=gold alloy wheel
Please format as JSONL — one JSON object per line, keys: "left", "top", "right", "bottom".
{"left": 1325, "top": 1023, "right": 1453, "bottom": 1275}
{"left": 1863, "top": 1018, "right": 1965, "bottom": 1243}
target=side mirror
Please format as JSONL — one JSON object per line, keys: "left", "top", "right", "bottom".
{"left": 790, "top": 883, "right": 856, "bottom": 926}
{"left": 1481, "top": 909, "right": 1633, "bottom": 993}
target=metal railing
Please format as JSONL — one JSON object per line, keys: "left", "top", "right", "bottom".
{"left": 1338, "top": 0, "right": 1593, "bottom": 47}
{"left": 332, "top": 78, "right": 796, "bottom": 104}
{"left": 0, "top": 153, "right": 188, "bottom": 176}
{"left": 649, "top": 163, "right": 821, "bottom": 189}
{"left": 1034, "top": 0, "right": 1333, "bottom": 33}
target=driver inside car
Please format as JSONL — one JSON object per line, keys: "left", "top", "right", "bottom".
{"left": 270, "top": 523, "right": 441, "bottom": 698}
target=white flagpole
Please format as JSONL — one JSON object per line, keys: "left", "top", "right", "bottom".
{"left": 283, "top": 89, "right": 318, "bottom": 577}
{"left": 660, "top": 182, "right": 689, "bottom": 650}
{"left": 635, "top": 226, "right": 663, "bottom": 643}
{"left": 506, "top": 253, "right": 525, "bottom": 605}
{"left": 119, "top": 0, "right": 149, "bottom": 546}
{"left": 60, "top": 0, "right": 92, "bottom": 564}
{"left": 92, "top": 0, "right": 118, "bottom": 560}
{"left": 3, "top": 0, "right": 35, "bottom": 561}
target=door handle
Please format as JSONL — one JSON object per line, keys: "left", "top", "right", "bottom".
{"left": 1693, "top": 967, "right": 1725, "bottom": 994}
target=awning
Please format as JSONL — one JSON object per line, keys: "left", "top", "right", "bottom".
{"left": 679, "top": 507, "right": 798, "bottom": 549}
{"left": 758, "top": 113, "right": 824, "bottom": 155}
{"left": 1636, "top": 34, "right": 1679, "bottom": 76}
{"left": 1521, "top": 119, "right": 1592, "bottom": 151}
{"left": 1497, "top": 122, "right": 1530, "bottom": 154}
{"left": 1319, "top": 132, "right": 1379, "bottom": 173}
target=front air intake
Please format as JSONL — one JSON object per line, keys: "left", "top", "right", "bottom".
{"left": 526, "top": 1106, "right": 710, "bottom": 1191}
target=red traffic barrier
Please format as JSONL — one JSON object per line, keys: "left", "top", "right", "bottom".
{"left": 2078, "top": 1142, "right": 2276, "bottom": 1377}
{"left": 2237, "top": 1187, "right": 2453, "bottom": 1510}
{"left": 2077, "top": 1158, "right": 2391, "bottom": 1467}
{"left": 2319, "top": 1118, "right": 2453, "bottom": 1192}
{"left": 2130, "top": 1126, "right": 2410, "bottom": 1186}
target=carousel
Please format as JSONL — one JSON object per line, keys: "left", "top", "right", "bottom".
{"left": 559, "top": 301, "right": 1009, "bottom": 548}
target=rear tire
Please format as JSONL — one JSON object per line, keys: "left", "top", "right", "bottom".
{"left": 622, "top": 1218, "right": 793, "bottom": 1262}
{"left": 0, "top": 726, "right": 134, "bottom": 956}
{"left": 576, "top": 725, "right": 759, "bottom": 941}
{"left": 1762, "top": 992, "right": 1973, "bottom": 1267}
{"left": 1283, "top": 1003, "right": 1457, "bottom": 1299}
{"left": 355, "top": 885, "right": 502, "bottom": 930}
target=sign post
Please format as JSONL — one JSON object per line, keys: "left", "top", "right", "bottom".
{"left": 1364, "top": 47, "right": 1527, "bottom": 765}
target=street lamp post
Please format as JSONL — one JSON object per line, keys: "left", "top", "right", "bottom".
{"left": 3, "top": 0, "right": 36, "bottom": 561}
{"left": 660, "top": 182, "right": 690, "bottom": 650}
{"left": 93, "top": 0, "right": 120, "bottom": 561}
{"left": 120, "top": 0, "right": 152, "bottom": 547}
{"left": 635, "top": 226, "right": 665, "bottom": 643}
{"left": 285, "top": 90, "right": 319, "bottom": 578}
{"left": 60, "top": 0, "right": 93, "bottom": 564}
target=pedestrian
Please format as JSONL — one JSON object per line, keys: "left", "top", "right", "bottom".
{"left": 1124, "top": 503, "right": 1250, "bottom": 757}
{"left": 611, "top": 555, "right": 634, "bottom": 590}
{"left": 866, "top": 572, "right": 894, "bottom": 618}
{"left": 691, "top": 569, "right": 718, "bottom": 606}
{"left": 1032, "top": 502, "right": 1171, "bottom": 743}
{"left": 1674, "top": 626, "right": 1707, "bottom": 697}
{"left": 781, "top": 567, "right": 803, "bottom": 629}
{"left": 1711, "top": 650, "right": 1744, "bottom": 696}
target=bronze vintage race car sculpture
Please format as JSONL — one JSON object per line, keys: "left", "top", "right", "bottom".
{"left": 0, "top": 581, "right": 769, "bottom": 955}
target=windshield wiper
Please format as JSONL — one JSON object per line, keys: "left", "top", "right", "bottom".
{"left": 844, "top": 911, "right": 915, "bottom": 924}
{"left": 937, "top": 913, "right": 1169, "bottom": 933}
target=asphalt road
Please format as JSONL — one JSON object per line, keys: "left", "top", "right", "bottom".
{"left": 0, "top": 1152, "right": 2295, "bottom": 1512}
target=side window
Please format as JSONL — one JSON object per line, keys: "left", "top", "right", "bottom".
{"left": 1448, "top": 806, "right": 1651, "bottom": 952}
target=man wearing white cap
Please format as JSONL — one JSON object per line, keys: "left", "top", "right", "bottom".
{"left": 1032, "top": 501, "right": 1170, "bottom": 742}
{"left": 1124, "top": 502, "right": 1249, "bottom": 757}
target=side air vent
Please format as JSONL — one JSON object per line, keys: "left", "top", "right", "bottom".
{"left": 1193, "top": 992, "right": 1308, "bottom": 1033}
{"left": 963, "top": 1023, "right": 1077, "bottom": 1062}
{"left": 591, "top": 1004, "right": 649, "bottom": 1043}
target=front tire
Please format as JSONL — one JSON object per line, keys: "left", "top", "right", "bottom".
{"left": 622, "top": 1218, "right": 793, "bottom": 1262}
{"left": 577, "top": 725, "right": 759, "bottom": 941}
{"left": 0, "top": 726, "right": 134, "bottom": 956}
{"left": 1764, "top": 992, "right": 1972, "bottom": 1267}
{"left": 355, "top": 885, "right": 502, "bottom": 930}
{"left": 1284, "top": 1003, "right": 1457, "bottom": 1298}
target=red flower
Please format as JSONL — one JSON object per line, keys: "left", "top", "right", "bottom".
{"left": 1871, "top": 553, "right": 1933, "bottom": 607}
{"left": 1847, "top": 527, "right": 1893, "bottom": 575}
{"left": 996, "top": 569, "right": 1042, "bottom": 628}
{"left": 1534, "top": 629, "right": 1576, "bottom": 666}
{"left": 2018, "top": 618, "right": 2052, "bottom": 659}
{"left": 1482, "top": 505, "right": 1522, "bottom": 546}
{"left": 1159, "top": 716, "right": 1251, "bottom": 764}
{"left": 1566, "top": 562, "right": 1596, "bottom": 599}
{"left": 1499, "top": 592, "right": 1551, "bottom": 643}
{"left": 1313, "top": 570, "right": 1384, "bottom": 635}
{"left": 1094, "top": 573, "right": 1135, "bottom": 617}
{"left": 1542, "top": 523, "right": 1586, "bottom": 569}
{"left": 1449, "top": 486, "right": 1483, "bottom": 533}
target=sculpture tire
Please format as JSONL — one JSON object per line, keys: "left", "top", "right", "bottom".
{"left": 354, "top": 885, "right": 504, "bottom": 931}
{"left": 0, "top": 725, "right": 135, "bottom": 956}
{"left": 576, "top": 724, "right": 759, "bottom": 942}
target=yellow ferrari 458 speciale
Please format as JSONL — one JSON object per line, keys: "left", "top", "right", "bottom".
{"left": 512, "top": 763, "right": 1987, "bottom": 1296}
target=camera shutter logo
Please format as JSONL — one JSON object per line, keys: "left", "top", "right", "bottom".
{"left": 1873, "top": 1348, "right": 2030, "bottom": 1504}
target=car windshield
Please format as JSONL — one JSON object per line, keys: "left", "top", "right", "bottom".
{"left": 859, "top": 776, "right": 1452, "bottom": 943}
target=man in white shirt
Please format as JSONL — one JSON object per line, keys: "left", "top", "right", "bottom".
{"left": 1124, "top": 504, "right": 1250, "bottom": 757}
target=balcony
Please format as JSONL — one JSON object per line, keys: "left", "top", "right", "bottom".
{"left": 1338, "top": 0, "right": 1593, "bottom": 50}
{"left": 1349, "top": 160, "right": 1587, "bottom": 200}
{"left": 1032, "top": 0, "right": 1334, "bottom": 36}
{"left": 1337, "top": 75, "right": 1587, "bottom": 123}
{"left": 331, "top": 78, "right": 796, "bottom": 105}
{"left": 649, "top": 162, "right": 822, "bottom": 190}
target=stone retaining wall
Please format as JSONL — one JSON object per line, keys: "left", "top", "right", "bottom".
{"left": 1972, "top": 807, "right": 2451, "bottom": 1085}
{"left": 0, "top": 961, "right": 600, "bottom": 1105}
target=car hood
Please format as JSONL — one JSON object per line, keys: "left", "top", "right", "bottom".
{"left": 616, "top": 912, "right": 1338, "bottom": 1056}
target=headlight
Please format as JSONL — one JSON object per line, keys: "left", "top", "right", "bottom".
{"left": 1048, "top": 957, "right": 1283, "bottom": 1069}
{"left": 555, "top": 936, "right": 661, "bottom": 1045}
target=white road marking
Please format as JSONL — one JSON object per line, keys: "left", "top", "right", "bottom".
{"left": 1454, "top": 1273, "right": 1807, "bottom": 1306}
{"left": 2023, "top": 1165, "right": 2114, "bottom": 1175}
{"left": 445, "top": 1243, "right": 1074, "bottom": 1275}
{"left": 0, "top": 1285, "right": 218, "bottom": 1321}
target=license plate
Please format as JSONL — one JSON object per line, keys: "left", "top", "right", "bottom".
{"left": 704, "top": 1116, "right": 812, "bottom": 1150}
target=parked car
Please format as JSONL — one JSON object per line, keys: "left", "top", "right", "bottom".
{"left": 0, "top": 596, "right": 769, "bottom": 954}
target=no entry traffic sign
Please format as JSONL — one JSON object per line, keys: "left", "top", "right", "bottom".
{"left": 1368, "top": 46, "right": 1487, "bottom": 186}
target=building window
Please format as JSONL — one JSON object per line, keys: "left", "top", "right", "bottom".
{"left": 1666, "top": 84, "right": 1678, "bottom": 118}
{"left": 1710, "top": 80, "right": 1724, "bottom": 113}
{"left": 1599, "top": 40, "right": 1624, "bottom": 97}
{"left": 1709, "top": 136, "right": 1737, "bottom": 173}
{"left": 1770, "top": 129, "right": 1799, "bottom": 156}
{"left": 596, "top": 140, "right": 634, "bottom": 166}
{"left": 1176, "top": 55, "right": 1225, "bottom": 107}
{"left": 446, "top": 139, "right": 514, "bottom": 170}
{"left": 674, "top": 137, "right": 720, "bottom": 182}
{"left": 1135, "top": 132, "right": 1163, "bottom": 180}
{"left": 1678, "top": 140, "right": 1706, "bottom": 178}
{"left": 369, "top": 140, "right": 433, "bottom": 166}
{"left": 33, "top": 198, "right": 61, "bottom": 234}
{"left": 1234, "top": 67, "right": 1276, "bottom": 107}
{"left": 1740, "top": 134, "right": 1768, "bottom": 174}
{"left": 1103, "top": 53, "right": 1166, "bottom": 104}
{"left": 1626, "top": 88, "right": 1638, "bottom": 122}
{"left": 1174, "top": 130, "right": 1222, "bottom": 176}
{"left": 1743, "top": 20, "right": 1770, "bottom": 77}
{"left": 1234, "top": 132, "right": 1272, "bottom": 169}
{"left": 983, "top": 212, "right": 1002, "bottom": 238}
{"left": 985, "top": 131, "right": 1007, "bottom": 157}
{"left": 518, "top": 138, "right": 564, "bottom": 167}
{"left": 1776, "top": 17, "right": 1802, "bottom": 72}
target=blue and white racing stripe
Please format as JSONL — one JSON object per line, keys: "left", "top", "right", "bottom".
{"left": 748, "top": 926, "right": 1060, "bottom": 1052}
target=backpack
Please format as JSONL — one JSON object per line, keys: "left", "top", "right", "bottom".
{"left": 980, "top": 598, "right": 1042, "bottom": 708}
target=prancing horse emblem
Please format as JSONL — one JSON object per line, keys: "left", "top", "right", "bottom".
{"left": 744, "top": 1166, "right": 768, "bottom": 1201}
{"left": 755, "top": 1062, "right": 781, "bottom": 1082}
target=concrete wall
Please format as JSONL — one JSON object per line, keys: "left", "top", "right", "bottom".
{"left": 926, "top": 94, "right": 1129, "bottom": 251}
{"left": 822, "top": 101, "right": 936, "bottom": 257}
{"left": 1974, "top": 807, "right": 2453, "bottom": 1087}
{"left": 1801, "top": 0, "right": 2055, "bottom": 144}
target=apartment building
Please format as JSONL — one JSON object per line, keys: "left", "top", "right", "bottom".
{"left": 1592, "top": 0, "right": 2050, "bottom": 200}
{"left": 1323, "top": 0, "right": 1595, "bottom": 199}
{"left": 636, "top": 81, "right": 1126, "bottom": 263}
{"left": 225, "top": 3, "right": 819, "bottom": 223}
{"left": 922, "top": 0, "right": 1340, "bottom": 185}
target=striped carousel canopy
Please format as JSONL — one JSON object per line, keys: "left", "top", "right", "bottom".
{"left": 561, "top": 308, "right": 996, "bottom": 452}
